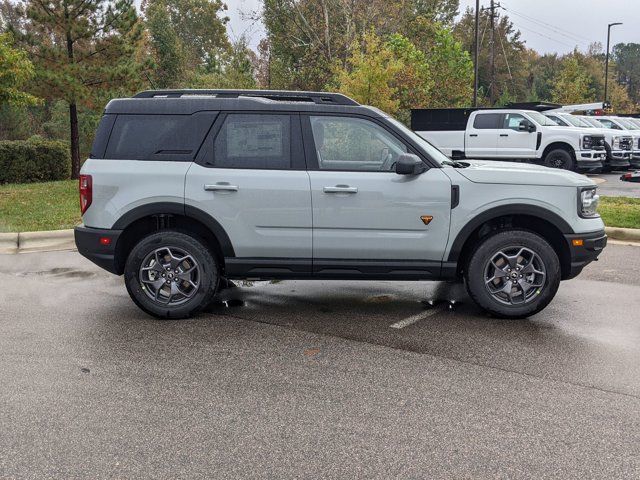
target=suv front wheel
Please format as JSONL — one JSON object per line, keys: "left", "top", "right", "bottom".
{"left": 124, "top": 231, "right": 219, "bottom": 319}
{"left": 465, "top": 230, "right": 561, "bottom": 319}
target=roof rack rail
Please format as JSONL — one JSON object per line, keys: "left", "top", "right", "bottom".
{"left": 132, "top": 89, "right": 359, "bottom": 106}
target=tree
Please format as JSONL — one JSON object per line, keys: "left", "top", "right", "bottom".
{"left": 613, "top": 43, "right": 640, "bottom": 105}
{"left": 551, "top": 57, "right": 593, "bottom": 105}
{"left": 190, "top": 37, "right": 257, "bottom": 89}
{"left": 422, "top": 22, "right": 473, "bottom": 107}
{"left": 333, "top": 31, "right": 402, "bottom": 115}
{"left": 455, "top": 7, "right": 527, "bottom": 105}
{"left": 143, "top": 0, "right": 230, "bottom": 88}
{"left": 21, "top": 0, "right": 148, "bottom": 178}
{"left": 0, "top": 32, "right": 38, "bottom": 106}
{"left": 413, "top": 0, "right": 459, "bottom": 25}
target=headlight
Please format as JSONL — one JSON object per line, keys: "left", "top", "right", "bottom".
{"left": 612, "top": 136, "right": 620, "bottom": 149}
{"left": 578, "top": 187, "right": 600, "bottom": 218}
{"left": 582, "top": 135, "right": 592, "bottom": 149}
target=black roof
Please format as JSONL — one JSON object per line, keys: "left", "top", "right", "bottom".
{"left": 105, "top": 89, "right": 373, "bottom": 115}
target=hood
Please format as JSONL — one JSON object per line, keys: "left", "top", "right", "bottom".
{"left": 453, "top": 160, "right": 595, "bottom": 187}
{"left": 546, "top": 126, "right": 588, "bottom": 136}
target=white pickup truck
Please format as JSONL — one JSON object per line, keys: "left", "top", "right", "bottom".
{"left": 411, "top": 108, "right": 606, "bottom": 172}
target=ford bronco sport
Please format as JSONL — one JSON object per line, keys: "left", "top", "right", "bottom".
{"left": 75, "top": 90, "right": 607, "bottom": 319}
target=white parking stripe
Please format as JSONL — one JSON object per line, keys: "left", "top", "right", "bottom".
{"left": 389, "top": 304, "right": 447, "bottom": 329}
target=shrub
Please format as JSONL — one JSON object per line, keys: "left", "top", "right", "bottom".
{"left": 0, "top": 137, "right": 71, "bottom": 183}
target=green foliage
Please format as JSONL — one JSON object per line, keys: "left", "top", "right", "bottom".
{"left": 43, "top": 100, "right": 102, "bottom": 160}
{"left": 613, "top": 43, "right": 640, "bottom": 105}
{"left": 144, "top": 0, "right": 230, "bottom": 88}
{"left": 190, "top": 37, "right": 257, "bottom": 89}
{"left": 333, "top": 32, "right": 402, "bottom": 115}
{"left": 0, "top": 137, "right": 71, "bottom": 184}
{"left": 0, "top": 32, "right": 38, "bottom": 106}
{"left": 551, "top": 57, "right": 594, "bottom": 105}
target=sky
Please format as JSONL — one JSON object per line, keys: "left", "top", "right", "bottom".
{"left": 225, "top": 0, "right": 639, "bottom": 54}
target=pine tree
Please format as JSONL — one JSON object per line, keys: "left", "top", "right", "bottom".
{"left": 21, "top": 0, "right": 147, "bottom": 177}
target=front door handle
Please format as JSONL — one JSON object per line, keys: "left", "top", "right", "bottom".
{"left": 323, "top": 185, "right": 358, "bottom": 194}
{"left": 500, "top": 134, "right": 509, "bottom": 137}
{"left": 204, "top": 183, "right": 239, "bottom": 192}
{"left": 469, "top": 134, "right": 478, "bottom": 137}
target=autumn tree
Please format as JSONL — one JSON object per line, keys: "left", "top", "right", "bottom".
{"left": 333, "top": 32, "right": 402, "bottom": 115}
{"left": 0, "top": 32, "right": 38, "bottom": 106}
{"left": 190, "top": 37, "right": 257, "bottom": 89}
{"left": 551, "top": 57, "right": 593, "bottom": 104}
{"left": 20, "top": 0, "right": 148, "bottom": 177}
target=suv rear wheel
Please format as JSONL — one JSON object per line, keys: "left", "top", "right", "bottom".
{"left": 464, "top": 230, "right": 560, "bottom": 319}
{"left": 124, "top": 231, "right": 219, "bottom": 319}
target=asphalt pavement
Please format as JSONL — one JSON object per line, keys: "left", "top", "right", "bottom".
{"left": 1, "top": 245, "right": 640, "bottom": 478}
{"left": 588, "top": 172, "right": 640, "bottom": 198}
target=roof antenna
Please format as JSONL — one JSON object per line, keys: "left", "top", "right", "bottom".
{"left": 144, "top": 72, "right": 157, "bottom": 90}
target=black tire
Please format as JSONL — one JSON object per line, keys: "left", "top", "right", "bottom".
{"left": 124, "top": 230, "right": 219, "bottom": 319}
{"left": 543, "top": 148, "right": 575, "bottom": 171}
{"left": 464, "top": 230, "right": 561, "bottom": 319}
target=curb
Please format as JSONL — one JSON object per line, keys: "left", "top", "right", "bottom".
{"left": 0, "top": 229, "right": 75, "bottom": 254}
{"left": 0, "top": 226, "right": 639, "bottom": 255}
{"left": 604, "top": 226, "right": 640, "bottom": 243}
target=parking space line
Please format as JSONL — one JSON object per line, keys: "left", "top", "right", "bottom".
{"left": 390, "top": 304, "right": 446, "bottom": 329}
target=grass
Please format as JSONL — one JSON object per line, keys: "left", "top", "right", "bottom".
{"left": 0, "top": 180, "right": 639, "bottom": 232}
{"left": 0, "top": 180, "right": 80, "bottom": 232}
{"left": 598, "top": 196, "right": 640, "bottom": 229}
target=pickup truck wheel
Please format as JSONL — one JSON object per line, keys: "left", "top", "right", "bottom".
{"left": 464, "top": 230, "right": 560, "bottom": 319}
{"left": 124, "top": 231, "right": 219, "bottom": 319}
{"left": 543, "top": 148, "right": 574, "bottom": 170}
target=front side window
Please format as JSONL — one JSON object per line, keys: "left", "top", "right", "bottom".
{"left": 503, "top": 113, "right": 527, "bottom": 130}
{"left": 310, "top": 116, "right": 407, "bottom": 171}
{"left": 212, "top": 114, "right": 291, "bottom": 169}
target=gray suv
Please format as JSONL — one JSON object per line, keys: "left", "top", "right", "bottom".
{"left": 75, "top": 90, "right": 607, "bottom": 319}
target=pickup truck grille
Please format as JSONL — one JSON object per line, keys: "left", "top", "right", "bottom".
{"left": 620, "top": 137, "right": 633, "bottom": 150}
{"left": 591, "top": 135, "right": 606, "bottom": 150}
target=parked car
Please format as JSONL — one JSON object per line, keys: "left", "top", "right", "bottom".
{"left": 544, "top": 112, "right": 631, "bottom": 171}
{"left": 411, "top": 108, "right": 606, "bottom": 172}
{"left": 592, "top": 116, "right": 640, "bottom": 169}
{"left": 75, "top": 90, "right": 607, "bottom": 319}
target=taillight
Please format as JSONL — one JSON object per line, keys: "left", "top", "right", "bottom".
{"left": 79, "top": 174, "right": 92, "bottom": 215}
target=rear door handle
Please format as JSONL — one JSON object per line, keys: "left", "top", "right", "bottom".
{"left": 323, "top": 185, "right": 358, "bottom": 194}
{"left": 500, "top": 134, "right": 509, "bottom": 137}
{"left": 469, "top": 134, "right": 478, "bottom": 137}
{"left": 204, "top": 183, "right": 238, "bottom": 192}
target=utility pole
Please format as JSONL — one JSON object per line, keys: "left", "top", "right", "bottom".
{"left": 488, "top": 0, "right": 500, "bottom": 105}
{"left": 604, "top": 22, "right": 623, "bottom": 105}
{"left": 473, "top": 0, "right": 480, "bottom": 107}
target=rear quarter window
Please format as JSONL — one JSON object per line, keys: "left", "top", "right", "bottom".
{"left": 104, "top": 112, "right": 217, "bottom": 161}
{"left": 473, "top": 113, "right": 502, "bottom": 129}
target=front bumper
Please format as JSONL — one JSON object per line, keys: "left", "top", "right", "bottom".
{"left": 74, "top": 225, "right": 123, "bottom": 275}
{"left": 608, "top": 150, "right": 631, "bottom": 168}
{"left": 576, "top": 150, "right": 605, "bottom": 172}
{"left": 564, "top": 229, "right": 607, "bottom": 280}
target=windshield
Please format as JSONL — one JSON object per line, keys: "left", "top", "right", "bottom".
{"left": 627, "top": 118, "right": 640, "bottom": 128}
{"left": 384, "top": 116, "right": 451, "bottom": 165}
{"left": 618, "top": 118, "right": 639, "bottom": 130}
{"left": 583, "top": 117, "right": 607, "bottom": 128}
{"left": 561, "top": 114, "right": 590, "bottom": 128}
{"left": 527, "top": 111, "right": 559, "bottom": 126}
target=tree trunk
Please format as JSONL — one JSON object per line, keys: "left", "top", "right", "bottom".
{"left": 69, "top": 102, "right": 81, "bottom": 179}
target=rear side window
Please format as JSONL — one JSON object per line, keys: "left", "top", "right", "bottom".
{"left": 104, "top": 112, "right": 216, "bottom": 161}
{"left": 212, "top": 114, "right": 291, "bottom": 169}
{"left": 473, "top": 113, "right": 502, "bottom": 129}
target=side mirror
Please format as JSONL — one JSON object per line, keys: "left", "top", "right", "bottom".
{"left": 519, "top": 120, "right": 535, "bottom": 133}
{"left": 395, "top": 153, "right": 427, "bottom": 175}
